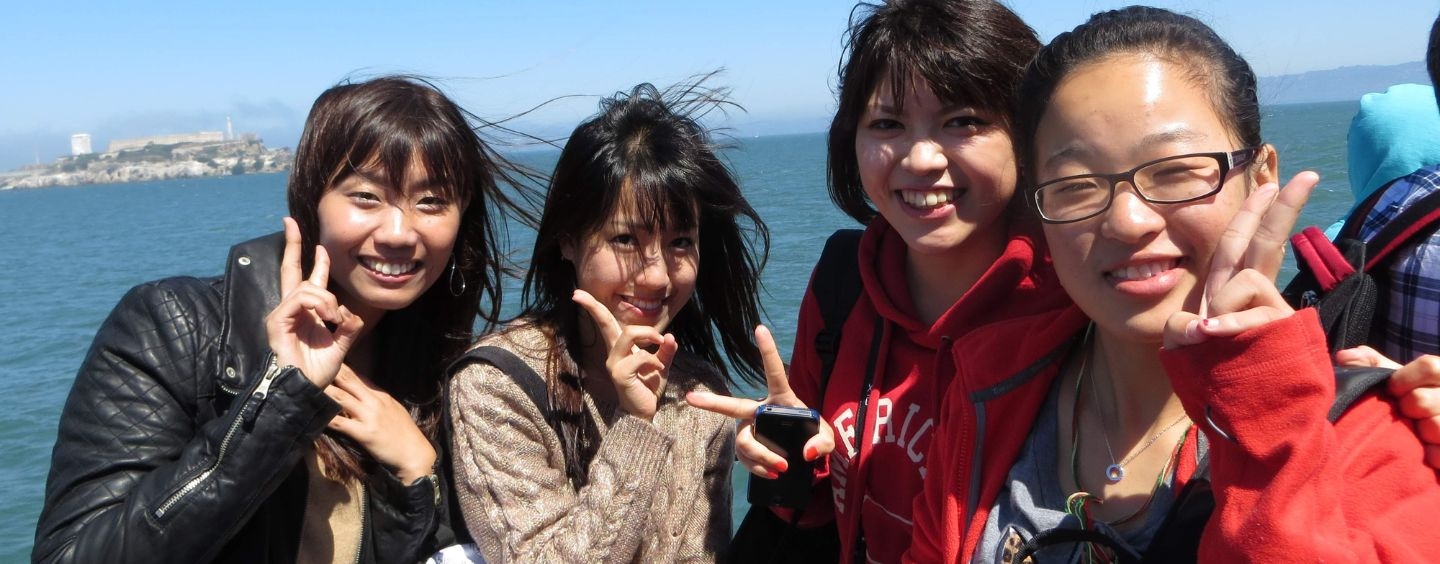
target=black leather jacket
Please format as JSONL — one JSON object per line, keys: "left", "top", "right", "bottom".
{"left": 34, "top": 233, "right": 447, "bottom": 564}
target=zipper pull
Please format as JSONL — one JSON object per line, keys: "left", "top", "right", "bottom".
{"left": 242, "top": 356, "right": 285, "bottom": 427}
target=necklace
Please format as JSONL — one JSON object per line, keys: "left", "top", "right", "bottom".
{"left": 1075, "top": 325, "right": 1191, "bottom": 484}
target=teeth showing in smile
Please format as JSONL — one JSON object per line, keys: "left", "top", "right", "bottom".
{"left": 625, "top": 297, "right": 663, "bottom": 312}
{"left": 900, "top": 189, "right": 959, "bottom": 210}
{"left": 361, "top": 258, "right": 418, "bottom": 277}
{"left": 1108, "top": 259, "right": 1180, "bottom": 282}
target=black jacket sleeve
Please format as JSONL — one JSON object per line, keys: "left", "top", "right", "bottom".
{"left": 32, "top": 279, "right": 340, "bottom": 564}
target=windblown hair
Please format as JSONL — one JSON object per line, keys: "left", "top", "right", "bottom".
{"left": 1014, "top": 6, "right": 1264, "bottom": 194}
{"left": 287, "top": 75, "right": 532, "bottom": 482}
{"left": 519, "top": 75, "right": 770, "bottom": 485}
{"left": 827, "top": 0, "right": 1039, "bottom": 223}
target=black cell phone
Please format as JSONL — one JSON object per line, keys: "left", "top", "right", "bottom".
{"left": 747, "top": 404, "right": 821, "bottom": 509}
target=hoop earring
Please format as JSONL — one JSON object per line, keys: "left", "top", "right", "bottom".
{"left": 448, "top": 255, "right": 466, "bottom": 296}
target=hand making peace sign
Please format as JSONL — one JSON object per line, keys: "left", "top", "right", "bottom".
{"left": 686, "top": 325, "right": 836, "bottom": 479}
{"left": 1164, "top": 171, "right": 1317, "bottom": 348}
{"left": 572, "top": 289, "right": 678, "bottom": 421}
{"left": 265, "top": 217, "right": 364, "bottom": 388}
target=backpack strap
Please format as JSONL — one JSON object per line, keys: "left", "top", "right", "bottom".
{"left": 1360, "top": 187, "right": 1440, "bottom": 272}
{"left": 449, "top": 345, "right": 549, "bottom": 413}
{"left": 813, "top": 229, "right": 865, "bottom": 394}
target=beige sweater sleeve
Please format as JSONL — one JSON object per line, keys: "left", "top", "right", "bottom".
{"left": 449, "top": 360, "right": 675, "bottom": 564}
{"left": 684, "top": 411, "right": 736, "bottom": 562}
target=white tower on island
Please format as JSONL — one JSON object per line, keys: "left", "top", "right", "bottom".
{"left": 226, "top": 117, "right": 234, "bottom": 141}
{"left": 70, "top": 134, "right": 92, "bottom": 156}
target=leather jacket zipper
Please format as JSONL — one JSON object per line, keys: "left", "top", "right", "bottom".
{"left": 153, "top": 355, "right": 282, "bottom": 519}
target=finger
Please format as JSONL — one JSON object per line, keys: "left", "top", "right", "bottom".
{"left": 802, "top": 419, "right": 836, "bottom": 462}
{"left": 328, "top": 367, "right": 369, "bottom": 398}
{"left": 280, "top": 217, "right": 304, "bottom": 294}
{"left": 1193, "top": 307, "right": 1294, "bottom": 338}
{"left": 685, "top": 390, "right": 762, "bottom": 420}
{"left": 328, "top": 413, "right": 360, "bottom": 437}
{"left": 1426, "top": 445, "right": 1440, "bottom": 470}
{"left": 755, "top": 325, "right": 797, "bottom": 402}
{"left": 325, "top": 382, "right": 360, "bottom": 405}
{"left": 1335, "top": 346, "right": 1401, "bottom": 370}
{"left": 736, "top": 422, "right": 788, "bottom": 476}
{"left": 1202, "top": 269, "right": 1295, "bottom": 318}
{"left": 329, "top": 305, "right": 365, "bottom": 358}
{"left": 1419, "top": 416, "right": 1440, "bottom": 445}
{"left": 1246, "top": 171, "right": 1318, "bottom": 279}
{"left": 572, "top": 290, "right": 622, "bottom": 345}
{"left": 1388, "top": 355, "right": 1440, "bottom": 397}
{"left": 1203, "top": 182, "right": 1278, "bottom": 317}
{"left": 1163, "top": 311, "right": 1206, "bottom": 349}
{"left": 309, "top": 244, "right": 331, "bottom": 290}
{"left": 283, "top": 285, "right": 348, "bottom": 329}
{"left": 1397, "top": 386, "right": 1440, "bottom": 422}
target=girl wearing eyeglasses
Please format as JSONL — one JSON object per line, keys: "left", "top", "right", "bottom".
{"left": 908, "top": 7, "right": 1440, "bottom": 562}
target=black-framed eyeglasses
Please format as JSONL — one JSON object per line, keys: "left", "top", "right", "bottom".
{"left": 1031, "top": 147, "right": 1261, "bottom": 224}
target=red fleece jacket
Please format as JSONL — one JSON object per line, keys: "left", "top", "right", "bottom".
{"left": 907, "top": 306, "right": 1440, "bottom": 562}
{"left": 784, "top": 217, "right": 1069, "bottom": 564}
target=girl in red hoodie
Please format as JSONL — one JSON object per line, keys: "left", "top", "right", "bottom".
{"left": 909, "top": 7, "right": 1440, "bottom": 562}
{"left": 688, "top": 2, "right": 1440, "bottom": 563}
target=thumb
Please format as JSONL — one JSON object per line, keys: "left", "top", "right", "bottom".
{"left": 1335, "top": 345, "right": 1400, "bottom": 369}
{"left": 657, "top": 333, "right": 678, "bottom": 368}
{"left": 803, "top": 418, "right": 836, "bottom": 462}
{"left": 1163, "top": 311, "right": 1207, "bottom": 349}
{"left": 331, "top": 305, "right": 364, "bottom": 354}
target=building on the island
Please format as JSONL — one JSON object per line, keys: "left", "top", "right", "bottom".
{"left": 70, "top": 134, "right": 92, "bottom": 156}
{"left": 107, "top": 131, "right": 225, "bottom": 153}
{"left": 226, "top": 117, "right": 234, "bottom": 141}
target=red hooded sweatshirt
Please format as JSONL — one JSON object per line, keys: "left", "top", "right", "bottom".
{"left": 907, "top": 306, "right": 1440, "bottom": 562}
{"left": 785, "top": 217, "right": 1070, "bottom": 564}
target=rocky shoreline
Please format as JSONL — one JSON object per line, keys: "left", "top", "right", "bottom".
{"left": 1, "top": 139, "right": 292, "bottom": 190}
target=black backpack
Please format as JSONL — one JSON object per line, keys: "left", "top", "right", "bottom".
{"left": 1282, "top": 177, "right": 1440, "bottom": 352}
{"left": 730, "top": 229, "right": 868, "bottom": 563}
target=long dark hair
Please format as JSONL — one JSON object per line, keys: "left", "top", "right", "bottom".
{"left": 519, "top": 76, "right": 770, "bottom": 485}
{"left": 1014, "top": 6, "right": 1264, "bottom": 196}
{"left": 827, "top": 0, "right": 1039, "bottom": 223}
{"left": 287, "top": 75, "right": 533, "bottom": 481}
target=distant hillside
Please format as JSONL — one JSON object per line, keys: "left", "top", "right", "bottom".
{"left": 1260, "top": 61, "right": 1430, "bottom": 105}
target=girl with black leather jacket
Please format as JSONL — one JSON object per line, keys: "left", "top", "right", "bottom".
{"left": 33, "top": 75, "right": 532, "bottom": 564}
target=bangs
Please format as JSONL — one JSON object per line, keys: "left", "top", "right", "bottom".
{"left": 606, "top": 167, "right": 702, "bottom": 235}
{"left": 328, "top": 113, "right": 472, "bottom": 203}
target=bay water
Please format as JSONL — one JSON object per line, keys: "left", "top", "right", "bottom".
{"left": 0, "top": 101, "right": 1361, "bottom": 560}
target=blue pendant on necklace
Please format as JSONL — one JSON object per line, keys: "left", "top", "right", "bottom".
{"left": 1105, "top": 464, "right": 1125, "bottom": 483}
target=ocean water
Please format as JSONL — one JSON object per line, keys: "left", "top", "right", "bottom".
{"left": 0, "top": 101, "right": 1359, "bottom": 560}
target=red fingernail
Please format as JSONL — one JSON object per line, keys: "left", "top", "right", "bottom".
{"left": 804, "top": 446, "right": 818, "bottom": 461}
{"left": 776, "top": 459, "right": 789, "bottom": 473}
{"left": 1201, "top": 318, "right": 1215, "bottom": 328}
{"left": 766, "top": 471, "right": 779, "bottom": 479}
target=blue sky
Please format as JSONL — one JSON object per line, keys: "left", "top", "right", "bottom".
{"left": 1, "top": 0, "right": 1436, "bottom": 171}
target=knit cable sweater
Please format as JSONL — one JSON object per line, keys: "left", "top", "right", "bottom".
{"left": 449, "top": 323, "right": 735, "bottom": 563}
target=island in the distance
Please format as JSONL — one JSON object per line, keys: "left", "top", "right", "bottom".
{"left": 0, "top": 123, "right": 293, "bottom": 190}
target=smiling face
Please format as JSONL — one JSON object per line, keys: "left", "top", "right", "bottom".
{"left": 316, "top": 155, "right": 462, "bottom": 323}
{"left": 854, "top": 76, "right": 1017, "bottom": 262}
{"left": 564, "top": 204, "right": 699, "bottom": 334}
{"left": 1034, "top": 54, "right": 1268, "bottom": 343}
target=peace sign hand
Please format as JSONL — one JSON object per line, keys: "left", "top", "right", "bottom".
{"left": 265, "top": 217, "right": 364, "bottom": 387}
{"left": 572, "top": 289, "right": 676, "bottom": 421}
{"left": 1164, "top": 172, "right": 1317, "bottom": 348}
{"left": 685, "top": 325, "right": 835, "bottom": 479}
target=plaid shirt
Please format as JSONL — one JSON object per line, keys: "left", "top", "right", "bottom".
{"left": 1355, "top": 164, "right": 1440, "bottom": 362}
